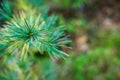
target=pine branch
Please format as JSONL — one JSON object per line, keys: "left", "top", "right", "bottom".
{"left": 0, "top": 12, "right": 71, "bottom": 60}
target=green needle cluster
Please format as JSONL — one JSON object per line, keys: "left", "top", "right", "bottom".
{"left": 0, "top": 12, "right": 71, "bottom": 60}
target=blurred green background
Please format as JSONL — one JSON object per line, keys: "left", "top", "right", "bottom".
{"left": 0, "top": 0, "right": 120, "bottom": 80}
